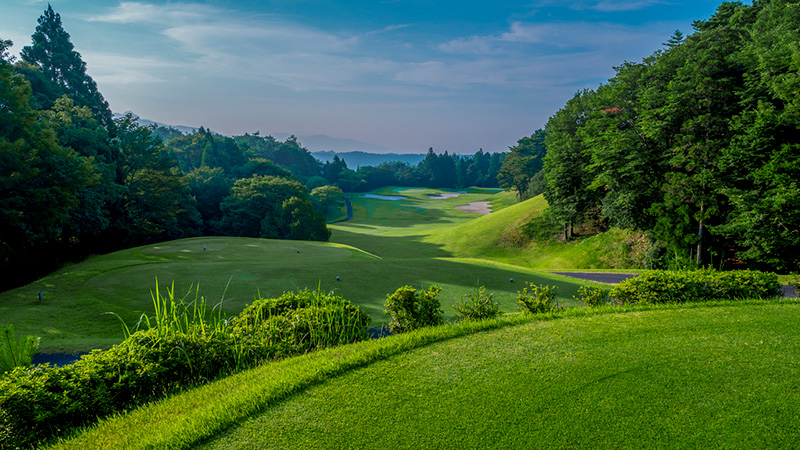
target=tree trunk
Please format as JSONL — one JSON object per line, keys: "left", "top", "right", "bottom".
{"left": 696, "top": 201, "right": 704, "bottom": 266}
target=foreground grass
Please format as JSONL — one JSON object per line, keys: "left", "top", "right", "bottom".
{"left": 50, "top": 300, "right": 800, "bottom": 449}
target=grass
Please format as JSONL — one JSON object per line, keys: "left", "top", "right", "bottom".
{"left": 46, "top": 299, "right": 800, "bottom": 449}
{"left": 0, "top": 188, "right": 591, "bottom": 353}
{"left": 426, "top": 194, "right": 648, "bottom": 269}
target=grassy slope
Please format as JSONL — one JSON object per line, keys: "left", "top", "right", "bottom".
{"left": 427, "top": 194, "right": 644, "bottom": 270}
{"left": 50, "top": 301, "right": 800, "bottom": 449}
{"left": 202, "top": 301, "right": 800, "bottom": 448}
{"left": 1, "top": 188, "right": 591, "bottom": 353}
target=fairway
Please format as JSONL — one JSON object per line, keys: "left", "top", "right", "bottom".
{"left": 0, "top": 187, "right": 590, "bottom": 353}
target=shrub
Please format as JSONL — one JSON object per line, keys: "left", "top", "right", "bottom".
{"left": 385, "top": 285, "right": 443, "bottom": 333}
{"left": 517, "top": 283, "right": 560, "bottom": 315}
{"left": 575, "top": 285, "right": 609, "bottom": 307}
{"left": 453, "top": 286, "right": 501, "bottom": 321}
{"left": 610, "top": 269, "right": 783, "bottom": 305}
{"left": 0, "top": 325, "right": 39, "bottom": 375}
{"left": 0, "top": 286, "right": 370, "bottom": 449}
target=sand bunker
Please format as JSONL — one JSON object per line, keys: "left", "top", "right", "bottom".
{"left": 428, "top": 191, "right": 466, "bottom": 200}
{"left": 361, "top": 194, "right": 406, "bottom": 201}
{"left": 455, "top": 201, "right": 491, "bottom": 215}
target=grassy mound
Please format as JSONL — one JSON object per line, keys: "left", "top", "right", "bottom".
{"left": 48, "top": 300, "right": 800, "bottom": 449}
{"left": 427, "top": 194, "right": 647, "bottom": 269}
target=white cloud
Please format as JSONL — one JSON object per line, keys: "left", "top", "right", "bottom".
{"left": 81, "top": 52, "right": 182, "bottom": 85}
{"left": 87, "top": 2, "right": 213, "bottom": 24}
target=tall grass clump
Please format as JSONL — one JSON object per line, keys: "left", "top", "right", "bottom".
{"left": 611, "top": 269, "right": 782, "bottom": 304}
{"left": 385, "top": 285, "right": 444, "bottom": 333}
{"left": 453, "top": 286, "right": 501, "bottom": 321}
{"left": 517, "top": 283, "right": 561, "bottom": 314}
{"left": 0, "top": 325, "right": 40, "bottom": 375}
{"left": 0, "top": 283, "right": 370, "bottom": 449}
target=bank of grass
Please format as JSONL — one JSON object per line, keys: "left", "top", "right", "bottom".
{"left": 48, "top": 299, "right": 800, "bottom": 449}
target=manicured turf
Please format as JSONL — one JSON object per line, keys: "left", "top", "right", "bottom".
{"left": 200, "top": 301, "right": 800, "bottom": 449}
{"left": 47, "top": 300, "right": 800, "bottom": 449}
{"left": 1, "top": 187, "right": 590, "bottom": 353}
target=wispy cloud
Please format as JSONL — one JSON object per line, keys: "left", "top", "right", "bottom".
{"left": 365, "top": 23, "right": 416, "bottom": 37}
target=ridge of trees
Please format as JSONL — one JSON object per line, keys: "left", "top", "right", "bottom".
{"left": 503, "top": 0, "right": 800, "bottom": 272}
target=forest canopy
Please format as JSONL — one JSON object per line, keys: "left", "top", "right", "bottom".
{"left": 503, "top": 0, "right": 800, "bottom": 272}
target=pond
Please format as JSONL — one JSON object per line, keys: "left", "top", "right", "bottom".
{"left": 361, "top": 194, "right": 407, "bottom": 201}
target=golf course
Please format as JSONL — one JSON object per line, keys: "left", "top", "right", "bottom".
{"left": 3, "top": 187, "right": 799, "bottom": 449}
{"left": 0, "top": 187, "right": 604, "bottom": 353}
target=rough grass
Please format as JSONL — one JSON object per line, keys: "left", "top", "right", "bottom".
{"left": 47, "top": 300, "right": 800, "bottom": 449}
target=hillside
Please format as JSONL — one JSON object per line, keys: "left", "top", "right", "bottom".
{"left": 427, "top": 194, "right": 646, "bottom": 270}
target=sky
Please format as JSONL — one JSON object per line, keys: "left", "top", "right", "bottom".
{"left": 2, "top": 0, "right": 727, "bottom": 153}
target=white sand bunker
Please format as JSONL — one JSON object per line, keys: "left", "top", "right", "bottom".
{"left": 455, "top": 201, "right": 491, "bottom": 215}
{"left": 428, "top": 191, "right": 467, "bottom": 200}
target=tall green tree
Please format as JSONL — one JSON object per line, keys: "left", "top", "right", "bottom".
{"left": 543, "top": 91, "right": 599, "bottom": 240}
{"left": 497, "top": 129, "right": 547, "bottom": 199}
{"left": 20, "top": 5, "right": 112, "bottom": 127}
{"left": 0, "top": 54, "right": 95, "bottom": 284}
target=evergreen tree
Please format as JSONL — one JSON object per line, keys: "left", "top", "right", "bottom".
{"left": 20, "top": 5, "right": 112, "bottom": 127}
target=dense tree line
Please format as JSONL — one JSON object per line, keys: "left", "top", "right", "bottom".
{"left": 0, "top": 6, "right": 330, "bottom": 289}
{"left": 515, "top": 0, "right": 799, "bottom": 271}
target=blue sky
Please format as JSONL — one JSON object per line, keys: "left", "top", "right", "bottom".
{"left": 2, "top": 0, "right": 727, "bottom": 153}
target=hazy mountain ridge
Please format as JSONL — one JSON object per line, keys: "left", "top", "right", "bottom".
{"left": 312, "top": 151, "right": 426, "bottom": 168}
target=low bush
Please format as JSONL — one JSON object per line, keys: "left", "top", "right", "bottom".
{"left": 517, "top": 283, "right": 561, "bottom": 315}
{"left": 0, "top": 325, "right": 39, "bottom": 375}
{"left": 385, "top": 285, "right": 443, "bottom": 333}
{"left": 0, "top": 286, "right": 370, "bottom": 449}
{"left": 575, "top": 285, "right": 609, "bottom": 307}
{"left": 453, "top": 286, "right": 501, "bottom": 321}
{"left": 610, "top": 269, "right": 783, "bottom": 305}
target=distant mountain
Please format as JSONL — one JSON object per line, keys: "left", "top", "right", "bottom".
{"left": 270, "top": 134, "right": 392, "bottom": 154}
{"left": 312, "top": 151, "right": 426, "bottom": 168}
{"left": 113, "top": 112, "right": 402, "bottom": 155}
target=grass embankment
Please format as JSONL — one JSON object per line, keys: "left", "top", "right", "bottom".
{"left": 50, "top": 300, "right": 800, "bottom": 449}
{"left": 426, "top": 194, "right": 646, "bottom": 270}
{"left": 1, "top": 188, "right": 592, "bottom": 353}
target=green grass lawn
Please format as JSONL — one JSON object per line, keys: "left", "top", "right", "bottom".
{"left": 1, "top": 187, "right": 593, "bottom": 353}
{"left": 199, "top": 301, "right": 800, "bottom": 449}
{"left": 49, "top": 300, "right": 800, "bottom": 449}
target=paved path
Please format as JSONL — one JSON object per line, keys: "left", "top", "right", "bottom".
{"left": 551, "top": 272, "right": 638, "bottom": 284}
{"left": 328, "top": 197, "right": 354, "bottom": 224}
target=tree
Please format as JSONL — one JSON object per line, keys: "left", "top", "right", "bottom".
{"left": 219, "top": 175, "right": 328, "bottom": 240}
{"left": 310, "top": 185, "right": 345, "bottom": 216}
{"left": 111, "top": 114, "right": 200, "bottom": 244}
{"left": 497, "top": 129, "right": 546, "bottom": 198}
{"left": 0, "top": 59, "right": 95, "bottom": 285}
{"left": 20, "top": 5, "right": 112, "bottom": 127}
{"left": 543, "top": 91, "right": 599, "bottom": 240}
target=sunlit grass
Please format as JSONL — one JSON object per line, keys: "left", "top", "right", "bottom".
{"left": 47, "top": 300, "right": 800, "bottom": 449}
